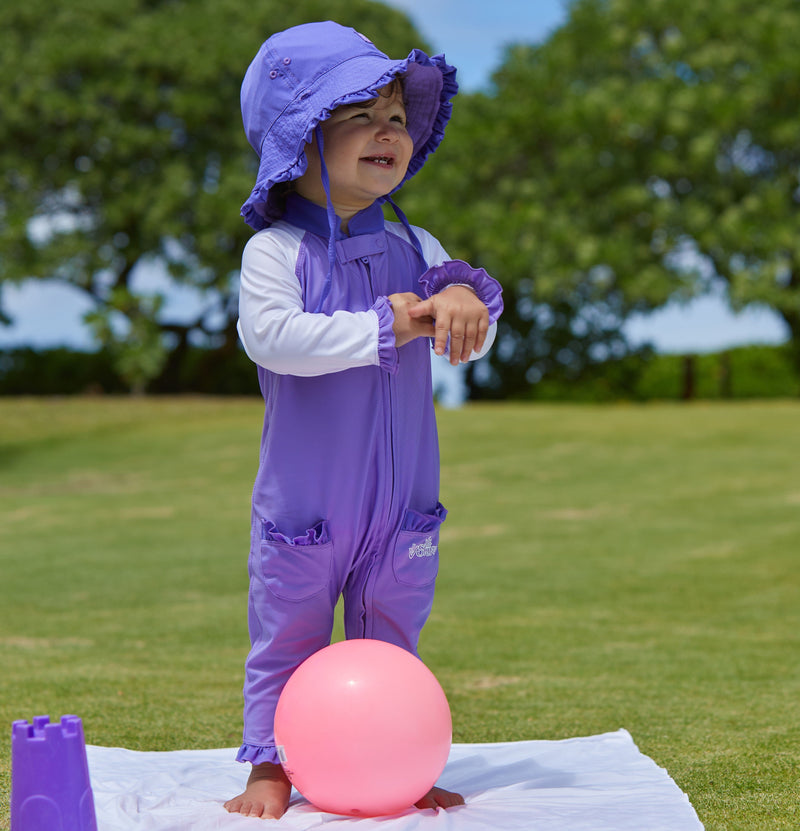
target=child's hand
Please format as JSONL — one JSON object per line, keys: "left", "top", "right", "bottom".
{"left": 388, "top": 292, "right": 436, "bottom": 348}
{"left": 408, "top": 285, "right": 490, "bottom": 365}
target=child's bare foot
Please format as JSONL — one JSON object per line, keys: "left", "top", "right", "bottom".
{"left": 224, "top": 761, "right": 292, "bottom": 819}
{"left": 415, "top": 785, "right": 465, "bottom": 810}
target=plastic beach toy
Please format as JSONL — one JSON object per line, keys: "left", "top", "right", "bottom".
{"left": 11, "top": 714, "right": 97, "bottom": 831}
{"left": 274, "top": 639, "right": 452, "bottom": 817}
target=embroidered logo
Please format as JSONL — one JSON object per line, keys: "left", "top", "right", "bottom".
{"left": 408, "top": 536, "right": 437, "bottom": 560}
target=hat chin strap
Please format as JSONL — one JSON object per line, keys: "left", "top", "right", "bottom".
{"left": 381, "top": 194, "right": 426, "bottom": 264}
{"left": 312, "top": 125, "right": 428, "bottom": 315}
{"left": 314, "top": 124, "right": 339, "bottom": 314}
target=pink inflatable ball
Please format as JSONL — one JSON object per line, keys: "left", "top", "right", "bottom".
{"left": 274, "top": 638, "right": 453, "bottom": 817}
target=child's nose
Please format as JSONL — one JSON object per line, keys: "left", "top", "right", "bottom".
{"left": 375, "top": 120, "right": 401, "bottom": 141}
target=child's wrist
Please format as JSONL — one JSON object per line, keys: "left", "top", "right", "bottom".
{"left": 419, "top": 261, "right": 503, "bottom": 323}
{"left": 441, "top": 283, "right": 477, "bottom": 295}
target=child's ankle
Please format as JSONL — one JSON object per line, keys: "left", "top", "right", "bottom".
{"left": 248, "top": 761, "right": 289, "bottom": 784}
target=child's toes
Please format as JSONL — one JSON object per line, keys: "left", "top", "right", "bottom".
{"left": 415, "top": 786, "right": 465, "bottom": 810}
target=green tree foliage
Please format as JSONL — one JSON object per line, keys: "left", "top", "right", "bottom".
{"left": 405, "top": 0, "right": 800, "bottom": 396}
{"left": 0, "top": 0, "right": 425, "bottom": 391}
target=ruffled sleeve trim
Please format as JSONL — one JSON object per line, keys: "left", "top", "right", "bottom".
{"left": 373, "top": 295, "right": 399, "bottom": 375}
{"left": 418, "top": 260, "right": 504, "bottom": 324}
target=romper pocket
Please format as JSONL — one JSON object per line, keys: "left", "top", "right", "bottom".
{"left": 392, "top": 502, "right": 447, "bottom": 587}
{"left": 259, "top": 519, "right": 333, "bottom": 602}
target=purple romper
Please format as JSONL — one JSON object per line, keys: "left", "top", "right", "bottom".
{"left": 234, "top": 20, "right": 502, "bottom": 766}
{"left": 235, "top": 195, "right": 502, "bottom": 765}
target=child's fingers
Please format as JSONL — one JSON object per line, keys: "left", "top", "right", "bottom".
{"left": 448, "top": 321, "right": 470, "bottom": 365}
{"left": 411, "top": 290, "right": 491, "bottom": 362}
{"left": 473, "top": 316, "right": 489, "bottom": 355}
{"left": 407, "top": 297, "right": 435, "bottom": 319}
{"left": 464, "top": 316, "right": 490, "bottom": 361}
{"left": 433, "top": 311, "right": 453, "bottom": 359}
{"left": 458, "top": 322, "right": 478, "bottom": 364}
{"left": 451, "top": 313, "right": 490, "bottom": 363}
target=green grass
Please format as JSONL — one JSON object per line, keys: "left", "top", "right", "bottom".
{"left": 1, "top": 397, "right": 799, "bottom": 829}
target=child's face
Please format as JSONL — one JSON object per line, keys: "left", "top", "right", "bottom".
{"left": 296, "top": 86, "right": 413, "bottom": 224}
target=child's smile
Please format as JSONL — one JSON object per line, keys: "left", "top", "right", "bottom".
{"left": 296, "top": 87, "right": 414, "bottom": 230}
{"left": 362, "top": 154, "right": 396, "bottom": 168}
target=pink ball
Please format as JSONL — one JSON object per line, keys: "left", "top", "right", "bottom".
{"left": 274, "top": 639, "right": 452, "bottom": 817}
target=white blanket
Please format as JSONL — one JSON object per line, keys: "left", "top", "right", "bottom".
{"left": 87, "top": 729, "right": 703, "bottom": 830}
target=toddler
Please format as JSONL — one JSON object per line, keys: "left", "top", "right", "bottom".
{"left": 224, "top": 21, "right": 503, "bottom": 819}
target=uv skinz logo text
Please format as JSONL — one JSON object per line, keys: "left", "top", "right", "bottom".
{"left": 409, "top": 536, "right": 437, "bottom": 559}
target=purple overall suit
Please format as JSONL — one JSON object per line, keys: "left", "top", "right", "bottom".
{"left": 234, "top": 22, "right": 503, "bottom": 766}
{"left": 236, "top": 195, "right": 502, "bottom": 764}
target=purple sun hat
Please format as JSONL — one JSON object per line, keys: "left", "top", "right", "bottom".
{"left": 240, "top": 21, "right": 458, "bottom": 230}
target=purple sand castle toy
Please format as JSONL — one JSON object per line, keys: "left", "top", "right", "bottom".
{"left": 11, "top": 715, "right": 98, "bottom": 831}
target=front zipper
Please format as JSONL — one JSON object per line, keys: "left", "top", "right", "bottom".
{"left": 357, "top": 252, "right": 397, "bottom": 637}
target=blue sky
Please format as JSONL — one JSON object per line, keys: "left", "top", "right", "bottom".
{"left": 0, "top": 0, "right": 789, "bottom": 353}
{"left": 382, "top": 0, "right": 567, "bottom": 92}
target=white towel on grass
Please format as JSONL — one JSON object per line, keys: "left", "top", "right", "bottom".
{"left": 87, "top": 729, "right": 703, "bottom": 830}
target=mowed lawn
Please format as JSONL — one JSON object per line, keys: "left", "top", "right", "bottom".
{"left": 1, "top": 397, "right": 798, "bottom": 830}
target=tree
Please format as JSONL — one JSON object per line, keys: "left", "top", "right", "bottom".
{"left": 403, "top": 0, "right": 800, "bottom": 396}
{"left": 0, "top": 0, "right": 426, "bottom": 391}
